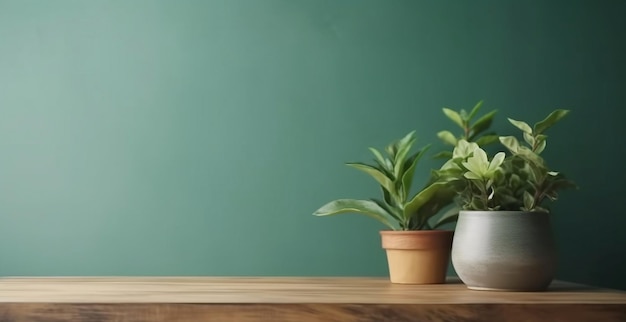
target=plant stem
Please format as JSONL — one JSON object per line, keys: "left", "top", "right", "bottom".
{"left": 481, "top": 180, "right": 490, "bottom": 209}
{"left": 463, "top": 125, "right": 470, "bottom": 140}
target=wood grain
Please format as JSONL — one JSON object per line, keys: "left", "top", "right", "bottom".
{"left": 0, "top": 277, "right": 624, "bottom": 322}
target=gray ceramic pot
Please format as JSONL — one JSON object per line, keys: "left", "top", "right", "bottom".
{"left": 451, "top": 210, "right": 556, "bottom": 291}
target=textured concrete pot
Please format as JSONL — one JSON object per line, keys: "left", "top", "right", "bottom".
{"left": 380, "top": 230, "right": 453, "bottom": 284}
{"left": 451, "top": 211, "right": 556, "bottom": 291}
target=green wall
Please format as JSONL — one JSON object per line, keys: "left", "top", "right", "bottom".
{"left": 0, "top": 0, "right": 624, "bottom": 289}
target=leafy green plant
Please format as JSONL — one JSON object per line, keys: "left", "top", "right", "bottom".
{"left": 437, "top": 109, "right": 576, "bottom": 212}
{"left": 435, "top": 100, "right": 499, "bottom": 159}
{"left": 313, "top": 131, "right": 457, "bottom": 230}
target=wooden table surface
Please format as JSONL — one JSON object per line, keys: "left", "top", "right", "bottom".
{"left": 0, "top": 276, "right": 624, "bottom": 321}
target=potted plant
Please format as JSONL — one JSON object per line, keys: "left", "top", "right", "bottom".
{"left": 436, "top": 109, "right": 576, "bottom": 291}
{"left": 313, "top": 131, "right": 457, "bottom": 284}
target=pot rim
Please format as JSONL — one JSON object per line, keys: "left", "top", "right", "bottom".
{"left": 380, "top": 229, "right": 454, "bottom": 250}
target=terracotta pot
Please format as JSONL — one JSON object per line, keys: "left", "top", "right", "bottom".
{"left": 380, "top": 230, "right": 454, "bottom": 284}
{"left": 451, "top": 211, "right": 556, "bottom": 291}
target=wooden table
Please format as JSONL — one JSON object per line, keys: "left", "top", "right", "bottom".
{"left": 0, "top": 277, "right": 624, "bottom": 322}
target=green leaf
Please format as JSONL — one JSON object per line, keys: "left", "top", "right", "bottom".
{"left": 534, "top": 109, "right": 570, "bottom": 134}
{"left": 499, "top": 136, "right": 520, "bottom": 154}
{"left": 523, "top": 132, "right": 535, "bottom": 146}
{"left": 437, "top": 130, "right": 457, "bottom": 146}
{"left": 404, "top": 181, "right": 447, "bottom": 217}
{"left": 474, "top": 134, "right": 499, "bottom": 146}
{"left": 411, "top": 184, "right": 457, "bottom": 229}
{"left": 433, "top": 151, "right": 453, "bottom": 159}
{"left": 399, "top": 155, "right": 418, "bottom": 201}
{"left": 464, "top": 172, "right": 482, "bottom": 180}
{"left": 385, "top": 144, "right": 397, "bottom": 160}
{"left": 373, "top": 159, "right": 394, "bottom": 178}
{"left": 508, "top": 118, "right": 533, "bottom": 134}
{"left": 443, "top": 108, "right": 465, "bottom": 129}
{"left": 384, "top": 158, "right": 393, "bottom": 171}
{"left": 453, "top": 139, "right": 480, "bottom": 159}
{"left": 397, "top": 131, "right": 417, "bottom": 148}
{"left": 535, "top": 139, "right": 547, "bottom": 154}
{"left": 395, "top": 139, "right": 416, "bottom": 166}
{"left": 408, "top": 146, "right": 430, "bottom": 171}
{"left": 410, "top": 181, "right": 456, "bottom": 229}
{"left": 313, "top": 199, "right": 396, "bottom": 230}
{"left": 468, "top": 100, "right": 484, "bottom": 121}
{"left": 370, "top": 198, "right": 402, "bottom": 222}
{"left": 467, "top": 197, "right": 486, "bottom": 211}
{"left": 368, "top": 147, "right": 388, "bottom": 170}
{"left": 488, "top": 152, "right": 506, "bottom": 173}
{"left": 400, "top": 148, "right": 429, "bottom": 201}
{"left": 469, "top": 110, "right": 498, "bottom": 139}
{"left": 432, "top": 206, "right": 460, "bottom": 229}
{"left": 509, "top": 173, "right": 522, "bottom": 187}
{"left": 462, "top": 147, "right": 489, "bottom": 177}
{"left": 381, "top": 185, "right": 393, "bottom": 207}
{"left": 393, "top": 134, "right": 417, "bottom": 177}
{"left": 523, "top": 160, "right": 538, "bottom": 182}
{"left": 523, "top": 191, "right": 534, "bottom": 210}
{"left": 516, "top": 146, "right": 545, "bottom": 168}
{"left": 346, "top": 163, "right": 396, "bottom": 196}
{"left": 393, "top": 131, "right": 417, "bottom": 165}
{"left": 435, "top": 166, "right": 463, "bottom": 179}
